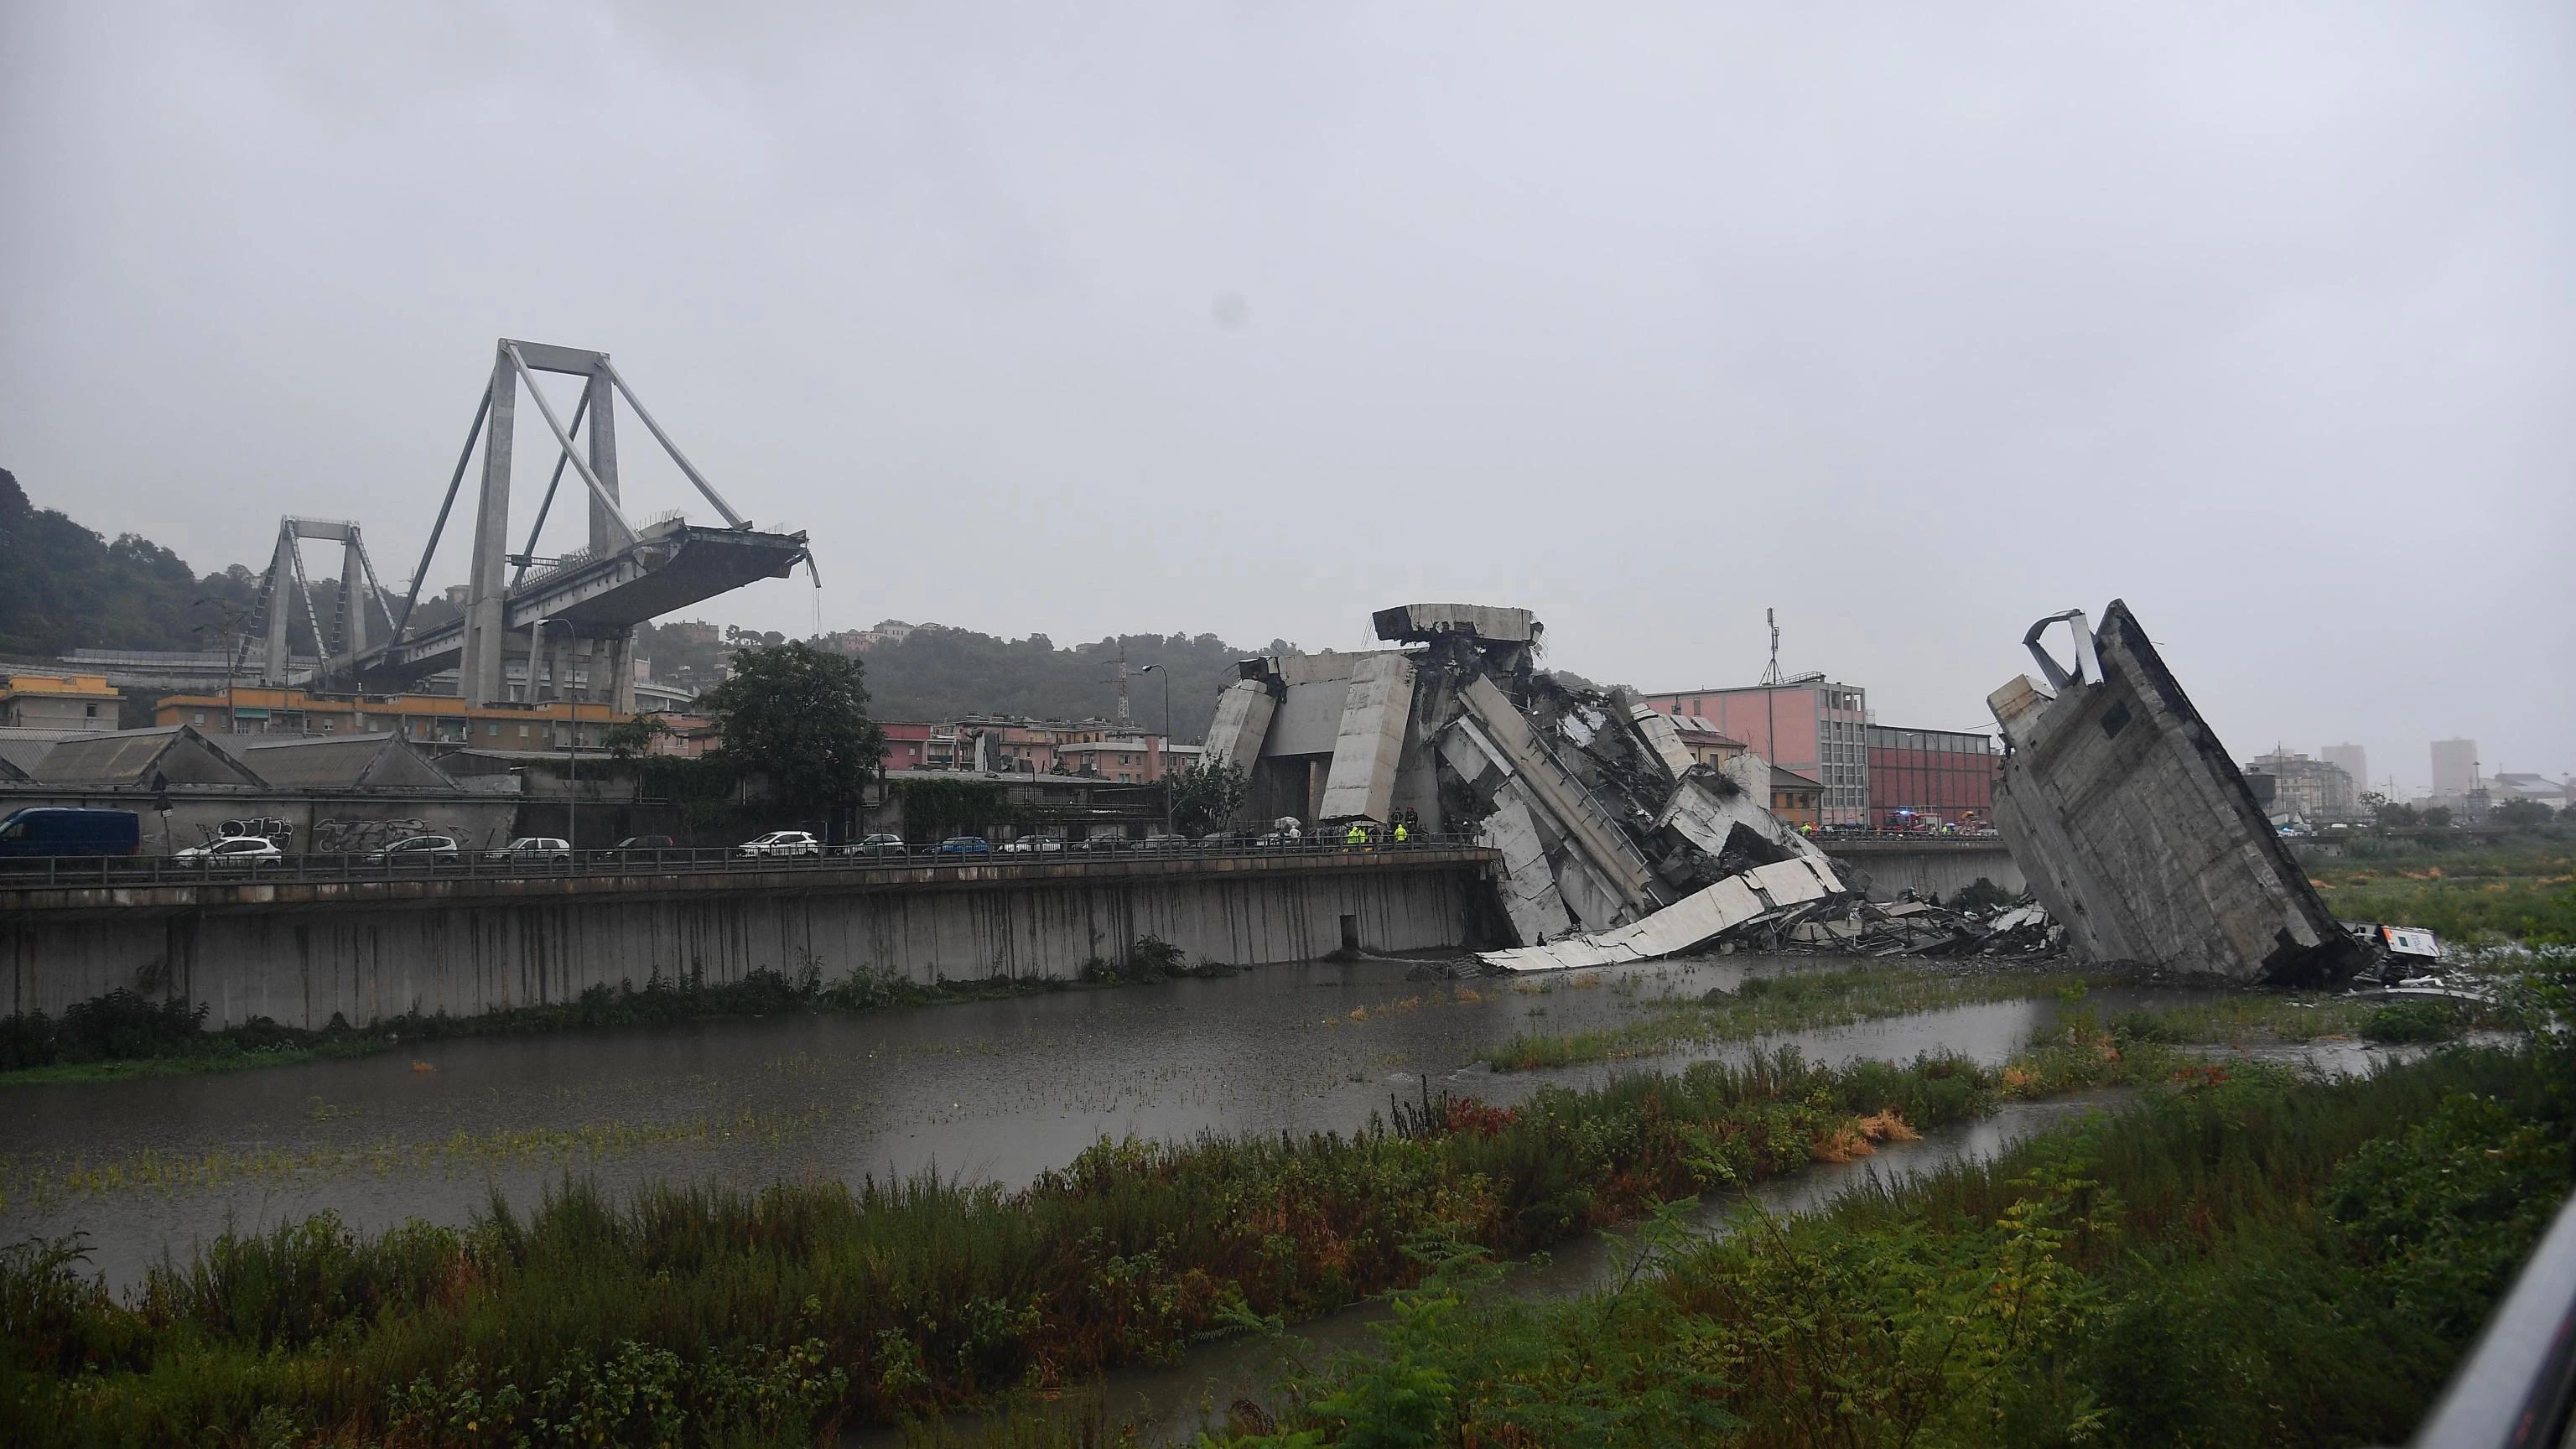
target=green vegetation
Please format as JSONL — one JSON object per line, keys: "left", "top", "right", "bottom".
{"left": 0, "top": 1036, "right": 2156, "bottom": 1443}
{"left": 1168, "top": 759, "right": 1250, "bottom": 838}
{"left": 1478, "top": 967, "right": 2112, "bottom": 1071}
{"left": 0, "top": 470, "right": 268, "bottom": 661}
{"left": 2101, "top": 990, "right": 2492, "bottom": 1047}
{"left": 858, "top": 627, "right": 1291, "bottom": 743}
{"left": 694, "top": 641, "right": 887, "bottom": 816}
{"left": 895, "top": 776, "right": 1015, "bottom": 840}
{"left": 2305, "top": 832, "right": 2576, "bottom": 946}
{"left": 1196, "top": 1047, "right": 2560, "bottom": 1448}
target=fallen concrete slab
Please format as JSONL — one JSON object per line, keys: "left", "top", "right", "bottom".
{"left": 1478, "top": 856, "right": 1845, "bottom": 972}
{"left": 1988, "top": 600, "right": 2361, "bottom": 985}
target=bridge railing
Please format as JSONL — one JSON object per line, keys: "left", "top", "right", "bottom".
{"left": 0, "top": 832, "right": 1493, "bottom": 891}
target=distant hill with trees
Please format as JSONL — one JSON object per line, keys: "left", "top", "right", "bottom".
{"left": 7, "top": 469, "right": 1623, "bottom": 741}
{"left": 0, "top": 468, "right": 266, "bottom": 659}
{"left": 855, "top": 626, "right": 1299, "bottom": 743}
{"left": 3, "top": 468, "right": 1291, "bottom": 740}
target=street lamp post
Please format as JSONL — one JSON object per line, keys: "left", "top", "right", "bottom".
{"left": 1137, "top": 663, "right": 1171, "bottom": 768}
{"left": 532, "top": 617, "right": 579, "bottom": 852}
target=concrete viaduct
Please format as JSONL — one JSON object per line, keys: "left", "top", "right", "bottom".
{"left": 0, "top": 839, "right": 2015, "bottom": 1031}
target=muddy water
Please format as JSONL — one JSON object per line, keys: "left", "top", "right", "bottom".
{"left": 7, "top": 954, "right": 2151, "bottom": 1287}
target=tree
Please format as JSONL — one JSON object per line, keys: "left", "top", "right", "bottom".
{"left": 697, "top": 642, "right": 886, "bottom": 815}
{"left": 1167, "top": 760, "right": 1248, "bottom": 838}
{"left": 2371, "top": 795, "right": 2421, "bottom": 828}
{"left": 2422, "top": 805, "right": 2454, "bottom": 829}
{"left": 2495, "top": 797, "right": 2555, "bottom": 828}
{"left": 602, "top": 712, "right": 672, "bottom": 761}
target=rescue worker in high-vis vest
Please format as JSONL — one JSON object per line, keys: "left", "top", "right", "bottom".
{"left": 1345, "top": 822, "right": 1367, "bottom": 847}
{"left": 1393, "top": 818, "right": 1409, "bottom": 844}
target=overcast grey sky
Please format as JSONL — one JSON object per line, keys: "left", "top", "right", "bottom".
{"left": 3, "top": 3, "right": 2569, "bottom": 792}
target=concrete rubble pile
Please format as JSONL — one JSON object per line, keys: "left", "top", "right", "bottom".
{"left": 1771, "top": 895, "right": 2069, "bottom": 959}
{"left": 1202, "top": 603, "right": 1859, "bottom": 974}
{"left": 1987, "top": 601, "right": 2363, "bottom": 985}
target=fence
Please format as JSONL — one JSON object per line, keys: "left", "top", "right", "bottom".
{"left": 0, "top": 831, "right": 1492, "bottom": 892}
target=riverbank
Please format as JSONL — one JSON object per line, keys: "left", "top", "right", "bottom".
{"left": 1478, "top": 964, "right": 2112, "bottom": 1070}
{"left": 919, "top": 1040, "right": 2561, "bottom": 1448}
{"left": 0, "top": 1010, "right": 2175, "bottom": 1445}
{"left": 1184, "top": 1042, "right": 2558, "bottom": 1448}
{"left": 0, "top": 952, "right": 1223, "bottom": 1087}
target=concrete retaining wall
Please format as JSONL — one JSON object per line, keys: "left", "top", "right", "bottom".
{"left": 1825, "top": 839, "right": 2026, "bottom": 902}
{"left": 0, "top": 854, "right": 1494, "bottom": 1029}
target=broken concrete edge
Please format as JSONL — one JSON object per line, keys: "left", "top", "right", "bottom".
{"left": 1477, "top": 857, "right": 1846, "bottom": 972}
{"left": 1211, "top": 600, "right": 1843, "bottom": 957}
{"left": 1990, "top": 599, "right": 2363, "bottom": 987}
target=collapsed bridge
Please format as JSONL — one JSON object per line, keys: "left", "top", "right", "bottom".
{"left": 1202, "top": 603, "right": 1852, "bottom": 968}
{"left": 244, "top": 340, "right": 811, "bottom": 709}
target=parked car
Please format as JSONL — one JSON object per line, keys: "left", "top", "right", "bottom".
{"left": 0, "top": 808, "right": 141, "bottom": 859}
{"left": 173, "top": 836, "right": 283, "bottom": 868}
{"left": 835, "top": 833, "right": 909, "bottom": 859}
{"left": 998, "top": 836, "right": 1064, "bottom": 854}
{"left": 489, "top": 837, "right": 572, "bottom": 865}
{"left": 607, "top": 834, "right": 678, "bottom": 861}
{"left": 1136, "top": 834, "right": 1191, "bottom": 852}
{"left": 738, "top": 831, "right": 821, "bottom": 858}
{"left": 368, "top": 834, "right": 461, "bottom": 865}
{"left": 936, "top": 835, "right": 992, "bottom": 855}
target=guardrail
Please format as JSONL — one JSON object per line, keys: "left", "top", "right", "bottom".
{"left": 0, "top": 832, "right": 1493, "bottom": 891}
{"left": 1820, "top": 830, "right": 2007, "bottom": 844}
{"left": 2412, "top": 1187, "right": 2576, "bottom": 1447}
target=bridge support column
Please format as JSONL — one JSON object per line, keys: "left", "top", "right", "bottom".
{"left": 460, "top": 345, "right": 518, "bottom": 705}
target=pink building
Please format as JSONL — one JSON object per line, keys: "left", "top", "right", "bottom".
{"left": 1635, "top": 682, "right": 1870, "bottom": 826}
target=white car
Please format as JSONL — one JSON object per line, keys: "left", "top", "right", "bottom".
{"left": 999, "top": 836, "right": 1065, "bottom": 854}
{"left": 175, "top": 836, "right": 283, "bottom": 867}
{"left": 367, "top": 834, "right": 462, "bottom": 865}
{"left": 489, "top": 837, "right": 572, "bottom": 864}
{"left": 738, "top": 831, "right": 822, "bottom": 858}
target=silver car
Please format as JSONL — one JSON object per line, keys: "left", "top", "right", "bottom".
{"left": 174, "top": 837, "right": 283, "bottom": 869}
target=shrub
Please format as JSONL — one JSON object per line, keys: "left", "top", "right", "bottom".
{"left": 2361, "top": 1000, "right": 2463, "bottom": 1043}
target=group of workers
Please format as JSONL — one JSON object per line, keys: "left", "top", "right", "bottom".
{"left": 1338, "top": 810, "right": 1423, "bottom": 848}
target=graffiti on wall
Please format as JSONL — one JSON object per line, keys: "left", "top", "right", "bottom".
{"left": 309, "top": 818, "right": 499, "bottom": 854}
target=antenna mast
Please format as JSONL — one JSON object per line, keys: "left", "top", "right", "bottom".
{"left": 1761, "top": 608, "right": 1782, "bottom": 687}
{"left": 1116, "top": 641, "right": 1132, "bottom": 727}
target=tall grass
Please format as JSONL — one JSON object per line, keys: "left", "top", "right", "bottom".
{"left": 1216, "top": 1046, "right": 2561, "bottom": 1449}
{"left": 1479, "top": 965, "right": 2110, "bottom": 1070}
{"left": 0, "top": 1036, "right": 2147, "bottom": 1445}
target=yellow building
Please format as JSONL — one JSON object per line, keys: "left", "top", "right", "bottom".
{"left": 1, "top": 672, "right": 122, "bottom": 729}
{"left": 153, "top": 685, "right": 639, "bottom": 750}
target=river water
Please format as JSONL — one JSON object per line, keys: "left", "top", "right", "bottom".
{"left": 3, "top": 953, "right": 2217, "bottom": 1289}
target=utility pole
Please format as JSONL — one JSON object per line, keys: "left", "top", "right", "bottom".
{"left": 1138, "top": 662, "right": 1170, "bottom": 774}
{"left": 1762, "top": 607, "right": 1779, "bottom": 769}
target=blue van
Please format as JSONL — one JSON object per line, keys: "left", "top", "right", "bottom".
{"left": 0, "top": 808, "right": 142, "bottom": 858}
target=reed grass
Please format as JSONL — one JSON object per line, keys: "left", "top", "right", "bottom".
{"left": 1212, "top": 1046, "right": 2559, "bottom": 1449}
{"left": 1478, "top": 965, "right": 2110, "bottom": 1070}
{"left": 0, "top": 1032, "right": 2157, "bottom": 1445}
